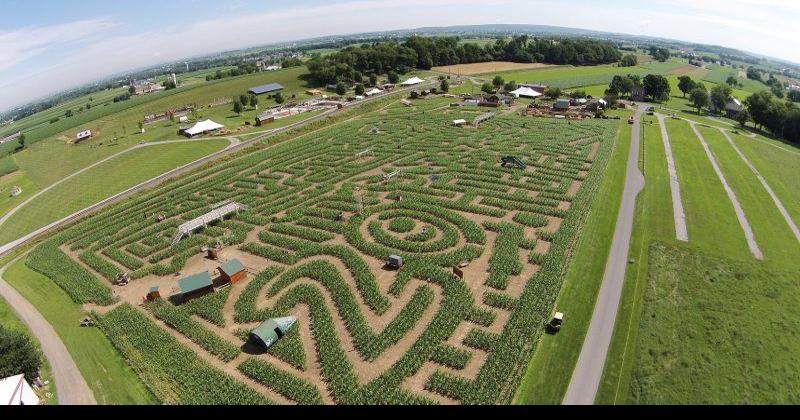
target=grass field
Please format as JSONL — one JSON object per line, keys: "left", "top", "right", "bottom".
{"left": 9, "top": 94, "right": 620, "bottom": 404}
{"left": 5, "top": 258, "right": 156, "bottom": 404}
{"left": 487, "top": 65, "right": 651, "bottom": 89}
{"left": 0, "top": 139, "right": 229, "bottom": 245}
{"left": 433, "top": 62, "right": 558, "bottom": 76}
{"left": 0, "top": 293, "right": 57, "bottom": 404}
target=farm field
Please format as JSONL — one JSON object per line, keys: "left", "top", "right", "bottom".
{"left": 598, "top": 111, "right": 800, "bottom": 404}
{"left": 9, "top": 95, "right": 621, "bottom": 404}
{"left": 432, "top": 62, "right": 559, "bottom": 76}
{"left": 487, "top": 65, "right": 651, "bottom": 89}
{"left": 0, "top": 139, "right": 230, "bottom": 245}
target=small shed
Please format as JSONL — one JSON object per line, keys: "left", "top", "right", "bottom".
{"left": 146, "top": 286, "right": 161, "bottom": 301}
{"left": 178, "top": 271, "right": 214, "bottom": 301}
{"left": 554, "top": 98, "right": 571, "bottom": 110}
{"left": 255, "top": 114, "right": 275, "bottom": 126}
{"left": 218, "top": 258, "right": 246, "bottom": 284}
{"left": 249, "top": 316, "right": 297, "bottom": 350}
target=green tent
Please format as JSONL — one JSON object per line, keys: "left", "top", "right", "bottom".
{"left": 249, "top": 316, "right": 297, "bottom": 349}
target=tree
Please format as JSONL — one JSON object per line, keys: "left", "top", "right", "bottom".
{"left": 387, "top": 71, "right": 400, "bottom": 84}
{"left": 65, "top": 109, "right": 73, "bottom": 118}
{"left": 648, "top": 46, "right": 670, "bottom": 62}
{"left": 734, "top": 109, "right": 750, "bottom": 129}
{"left": 544, "top": 87, "right": 562, "bottom": 100}
{"left": 128, "top": 85, "right": 136, "bottom": 95}
{"left": 608, "top": 75, "right": 634, "bottom": 98}
{"left": 770, "top": 84, "right": 785, "bottom": 99}
{"left": 86, "top": 103, "right": 92, "bottom": 111}
{"left": 725, "top": 76, "right": 739, "bottom": 87}
{"left": 784, "top": 108, "right": 800, "bottom": 144}
{"left": 233, "top": 98, "right": 243, "bottom": 115}
{"left": 0, "top": 326, "right": 41, "bottom": 382}
{"left": 504, "top": 81, "right": 517, "bottom": 92}
{"left": 137, "top": 121, "right": 144, "bottom": 133}
{"left": 689, "top": 87, "right": 709, "bottom": 114}
{"left": 239, "top": 95, "right": 249, "bottom": 107}
{"left": 746, "top": 67, "right": 762, "bottom": 82}
{"left": 17, "top": 136, "right": 25, "bottom": 149}
{"left": 369, "top": 74, "right": 378, "bottom": 87}
{"left": 440, "top": 79, "right": 450, "bottom": 93}
{"left": 620, "top": 54, "right": 638, "bottom": 67}
{"left": 788, "top": 89, "right": 800, "bottom": 103}
{"left": 353, "top": 71, "right": 363, "bottom": 84}
{"left": 354, "top": 83, "right": 365, "bottom": 96}
{"left": 643, "top": 74, "right": 671, "bottom": 101}
{"left": 410, "top": 91, "right": 420, "bottom": 99}
{"left": 709, "top": 84, "right": 732, "bottom": 114}
{"left": 335, "top": 82, "right": 347, "bottom": 96}
{"left": 492, "top": 75, "right": 505, "bottom": 88}
{"left": 603, "top": 92, "right": 619, "bottom": 108}
{"left": 677, "top": 76, "right": 696, "bottom": 98}
{"left": 745, "top": 90, "right": 774, "bottom": 130}
{"left": 274, "top": 92, "right": 285, "bottom": 104}
{"left": 481, "top": 82, "right": 495, "bottom": 94}
{"left": 249, "top": 95, "right": 258, "bottom": 108}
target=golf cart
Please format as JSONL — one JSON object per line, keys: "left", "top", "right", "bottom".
{"left": 546, "top": 311, "right": 564, "bottom": 334}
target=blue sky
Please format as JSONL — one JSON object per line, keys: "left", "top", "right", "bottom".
{"left": 2, "top": 0, "right": 799, "bottom": 112}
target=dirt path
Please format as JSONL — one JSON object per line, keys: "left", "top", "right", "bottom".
{"left": 563, "top": 103, "right": 646, "bottom": 405}
{"left": 655, "top": 114, "right": 689, "bottom": 242}
{"left": 0, "top": 253, "right": 97, "bottom": 405}
{"left": 689, "top": 121, "right": 763, "bottom": 260}
{"left": 719, "top": 128, "right": 800, "bottom": 244}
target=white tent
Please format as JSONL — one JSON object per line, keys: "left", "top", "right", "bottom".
{"left": 452, "top": 119, "right": 467, "bottom": 126}
{"left": 1, "top": 374, "right": 40, "bottom": 405}
{"left": 401, "top": 76, "right": 424, "bottom": 86}
{"left": 182, "top": 119, "right": 224, "bottom": 137}
{"left": 510, "top": 87, "right": 542, "bottom": 98}
{"left": 365, "top": 88, "right": 383, "bottom": 96}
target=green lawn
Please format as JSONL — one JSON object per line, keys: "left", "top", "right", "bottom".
{"left": 4, "top": 257, "right": 156, "bottom": 404}
{"left": 699, "top": 126, "right": 800, "bottom": 268}
{"left": 487, "top": 65, "right": 652, "bottom": 89}
{"left": 0, "top": 171, "right": 37, "bottom": 216}
{"left": 514, "top": 110, "right": 632, "bottom": 404}
{"left": 0, "top": 293, "right": 57, "bottom": 404}
{"left": 0, "top": 139, "right": 228, "bottom": 245}
{"left": 665, "top": 119, "right": 751, "bottom": 260}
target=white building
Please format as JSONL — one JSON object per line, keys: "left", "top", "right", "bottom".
{"left": 75, "top": 130, "right": 92, "bottom": 142}
{"left": 0, "top": 374, "right": 40, "bottom": 405}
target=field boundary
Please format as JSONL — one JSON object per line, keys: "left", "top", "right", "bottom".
{"left": 656, "top": 114, "right": 688, "bottom": 242}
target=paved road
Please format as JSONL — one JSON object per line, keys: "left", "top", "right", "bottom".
{"left": 0, "top": 80, "right": 435, "bottom": 258}
{"left": 562, "top": 103, "right": 646, "bottom": 405}
{"left": 0, "top": 253, "right": 97, "bottom": 405}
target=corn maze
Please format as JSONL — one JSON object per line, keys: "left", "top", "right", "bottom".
{"left": 25, "top": 97, "right": 618, "bottom": 404}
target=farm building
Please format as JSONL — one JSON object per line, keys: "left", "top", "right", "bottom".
{"left": 255, "top": 113, "right": 275, "bottom": 126}
{"left": 178, "top": 271, "right": 214, "bottom": 301}
{"left": 452, "top": 119, "right": 467, "bottom": 126}
{"left": 248, "top": 82, "right": 284, "bottom": 95}
{"left": 249, "top": 316, "right": 297, "bottom": 350}
{"left": 131, "top": 80, "right": 164, "bottom": 95}
{"left": 401, "top": 76, "right": 424, "bottom": 86}
{"left": 10, "top": 186, "right": 22, "bottom": 197}
{"left": 724, "top": 98, "right": 744, "bottom": 118}
{"left": 0, "top": 374, "right": 40, "bottom": 405}
{"left": 554, "top": 98, "right": 571, "bottom": 110}
{"left": 146, "top": 286, "right": 161, "bottom": 301}
{"left": 218, "top": 258, "right": 247, "bottom": 284}
{"left": 75, "top": 130, "right": 92, "bottom": 142}
{"left": 0, "top": 131, "right": 21, "bottom": 144}
{"left": 510, "top": 86, "right": 543, "bottom": 99}
{"left": 180, "top": 119, "right": 224, "bottom": 138}
{"left": 519, "top": 83, "right": 548, "bottom": 93}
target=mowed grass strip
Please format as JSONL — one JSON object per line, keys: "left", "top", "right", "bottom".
{"left": 0, "top": 139, "right": 228, "bottom": 244}
{"left": 699, "top": 126, "right": 800, "bottom": 268}
{"left": 730, "top": 132, "right": 800, "bottom": 228}
{"left": 627, "top": 242, "right": 800, "bottom": 404}
{"left": 596, "top": 116, "right": 679, "bottom": 404}
{"left": 515, "top": 112, "right": 632, "bottom": 404}
{"left": 666, "top": 119, "right": 750, "bottom": 260}
{"left": 4, "top": 257, "right": 156, "bottom": 404}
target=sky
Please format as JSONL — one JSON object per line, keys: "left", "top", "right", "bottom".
{"left": 1, "top": 0, "right": 799, "bottom": 112}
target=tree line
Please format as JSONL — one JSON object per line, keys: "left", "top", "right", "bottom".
{"left": 306, "top": 35, "right": 622, "bottom": 85}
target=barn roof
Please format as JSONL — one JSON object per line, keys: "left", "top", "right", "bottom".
{"left": 249, "top": 316, "right": 297, "bottom": 349}
{"left": 178, "top": 272, "right": 213, "bottom": 294}
{"left": 219, "top": 258, "right": 245, "bottom": 276}
{"left": 248, "top": 82, "right": 285, "bottom": 95}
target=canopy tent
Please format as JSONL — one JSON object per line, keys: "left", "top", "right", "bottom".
{"left": 510, "top": 87, "right": 543, "bottom": 98}
{"left": 182, "top": 119, "right": 224, "bottom": 137}
{"left": 452, "top": 119, "right": 467, "bottom": 126}
{"left": 364, "top": 87, "right": 383, "bottom": 96}
{"left": 0, "top": 374, "right": 39, "bottom": 405}
{"left": 400, "top": 76, "right": 424, "bottom": 86}
{"left": 249, "top": 317, "right": 297, "bottom": 349}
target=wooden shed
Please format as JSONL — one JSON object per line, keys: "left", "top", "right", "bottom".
{"left": 218, "top": 258, "right": 247, "bottom": 284}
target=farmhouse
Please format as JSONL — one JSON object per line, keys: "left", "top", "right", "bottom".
{"left": 724, "top": 97, "right": 744, "bottom": 118}
{"left": 255, "top": 113, "right": 275, "bottom": 126}
{"left": 180, "top": 119, "right": 224, "bottom": 138}
{"left": 510, "top": 86, "right": 543, "bottom": 99}
{"left": 75, "top": 129, "right": 92, "bottom": 142}
{"left": 401, "top": 76, "right": 424, "bottom": 86}
{"left": 178, "top": 271, "right": 214, "bottom": 301}
{"left": 249, "top": 317, "right": 297, "bottom": 350}
{"left": 131, "top": 80, "right": 164, "bottom": 95}
{"left": 218, "top": 258, "right": 247, "bottom": 284}
{"left": 0, "top": 374, "right": 39, "bottom": 405}
{"left": 248, "top": 82, "right": 284, "bottom": 95}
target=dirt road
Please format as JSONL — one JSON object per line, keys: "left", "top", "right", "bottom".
{"left": 0, "top": 254, "right": 97, "bottom": 405}
{"left": 562, "top": 103, "right": 646, "bottom": 405}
